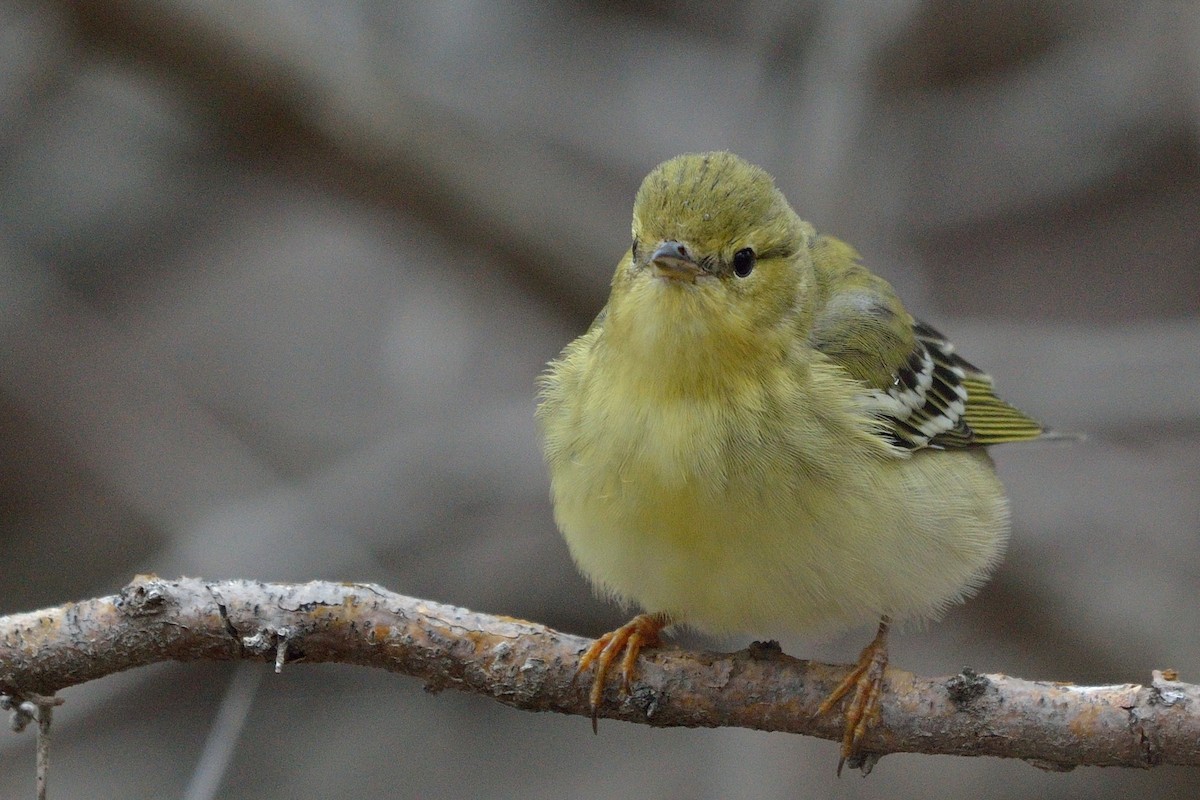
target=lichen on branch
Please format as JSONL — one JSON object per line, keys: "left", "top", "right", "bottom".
{"left": 0, "top": 576, "right": 1197, "bottom": 771}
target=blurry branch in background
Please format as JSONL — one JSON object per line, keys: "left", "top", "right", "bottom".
{"left": 2, "top": 576, "right": 1198, "bottom": 774}
{"left": 59, "top": 0, "right": 1200, "bottom": 315}
{"left": 65, "top": 0, "right": 632, "bottom": 318}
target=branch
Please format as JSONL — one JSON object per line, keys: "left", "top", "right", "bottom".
{"left": 1, "top": 576, "right": 1196, "bottom": 771}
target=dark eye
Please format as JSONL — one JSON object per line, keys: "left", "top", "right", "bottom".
{"left": 732, "top": 248, "right": 756, "bottom": 277}
{"left": 631, "top": 238, "right": 640, "bottom": 260}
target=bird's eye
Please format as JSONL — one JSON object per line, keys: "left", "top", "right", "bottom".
{"left": 631, "top": 239, "right": 639, "bottom": 260}
{"left": 732, "top": 248, "right": 756, "bottom": 277}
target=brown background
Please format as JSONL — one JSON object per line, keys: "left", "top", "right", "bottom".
{"left": 1, "top": 1, "right": 1198, "bottom": 797}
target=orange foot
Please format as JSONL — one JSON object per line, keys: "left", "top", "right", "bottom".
{"left": 817, "top": 616, "right": 891, "bottom": 775}
{"left": 576, "top": 612, "right": 672, "bottom": 732}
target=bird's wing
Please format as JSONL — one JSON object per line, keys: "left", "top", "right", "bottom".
{"left": 807, "top": 235, "right": 1044, "bottom": 450}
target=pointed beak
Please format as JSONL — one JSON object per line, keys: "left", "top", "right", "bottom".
{"left": 650, "top": 241, "right": 702, "bottom": 282}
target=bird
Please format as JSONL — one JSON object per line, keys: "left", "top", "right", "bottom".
{"left": 536, "top": 151, "right": 1046, "bottom": 772}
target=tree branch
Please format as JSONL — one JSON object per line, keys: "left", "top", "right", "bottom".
{"left": 0, "top": 576, "right": 1196, "bottom": 770}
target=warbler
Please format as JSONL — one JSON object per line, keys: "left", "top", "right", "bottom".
{"left": 536, "top": 151, "right": 1045, "bottom": 771}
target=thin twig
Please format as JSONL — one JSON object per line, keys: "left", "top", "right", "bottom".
{"left": 1, "top": 693, "right": 64, "bottom": 799}
{"left": 35, "top": 696, "right": 53, "bottom": 800}
{"left": 0, "top": 576, "right": 1197, "bottom": 771}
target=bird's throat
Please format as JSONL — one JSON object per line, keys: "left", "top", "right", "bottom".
{"left": 604, "top": 286, "right": 769, "bottom": 400}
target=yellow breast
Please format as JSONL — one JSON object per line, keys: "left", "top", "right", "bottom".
{"left": 540, "top": 335, "right": 1009, "bottom": 637}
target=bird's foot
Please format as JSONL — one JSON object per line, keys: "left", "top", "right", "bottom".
{"left": 576, "top": 612, "right": 671, "bottom": 732}
{"left": 817, "top": 617, "right": 891, "bottom": 775}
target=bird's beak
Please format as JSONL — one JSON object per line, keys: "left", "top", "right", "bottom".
{"left": 650, "top": 241, "right": 702, "bottom": 282}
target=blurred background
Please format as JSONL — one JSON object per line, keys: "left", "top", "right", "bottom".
{"left": 1, "top": 0, "right": 1198, "bottom": 797}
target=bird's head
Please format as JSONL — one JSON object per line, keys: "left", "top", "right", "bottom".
{"left": 607, "top": 152, "right": 815, "bottom": 364}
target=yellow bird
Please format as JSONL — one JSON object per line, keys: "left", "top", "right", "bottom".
{"left": 536, "top": 151, "right": 1045, "bottom": 771}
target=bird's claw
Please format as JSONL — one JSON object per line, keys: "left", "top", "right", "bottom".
{"left": 817, "top": 617, "right": 891, "bottom": 776}
{"left": 576, "top": 612, "right": 669, "bottom": 731}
